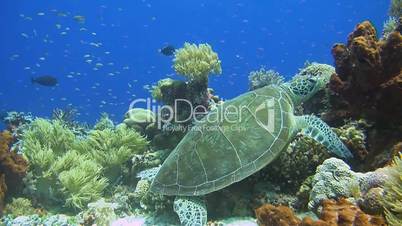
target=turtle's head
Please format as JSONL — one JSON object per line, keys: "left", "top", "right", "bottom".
{"left": 283, "top": 73, "right": 330, "bottom": 105}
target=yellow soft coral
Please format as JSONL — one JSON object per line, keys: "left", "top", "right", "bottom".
{"left": 173, "top": 42, "right": 222, "bottom": 81}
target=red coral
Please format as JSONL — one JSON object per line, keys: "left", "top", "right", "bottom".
{"left": 329, "top": 20, "right": 402, "bottom": 125}
{"left": 256, "top": 199, "right": 387, "bottom": 226}
{"left": 0, "top": 130, "right": 28, "bottom": 215}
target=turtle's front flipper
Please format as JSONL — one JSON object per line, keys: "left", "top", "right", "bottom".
{"left": 295, "top": 115, "right": 353, "bottom": 159}
{"left": 174, "top": 196, "right": 207, "bottom": 226}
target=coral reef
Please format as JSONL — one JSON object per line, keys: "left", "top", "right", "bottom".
{"left": 256, "top": 199, "right": 386, "bottom": 226}
{"left": 258, "top": 134, "right": 330, "bottom": 191}
{"left": 330, "top": 20, "right": 402, "bottom": 125}
{"left": 123, "top": 108, "right": 155, "bottom": 134}
{"left": 21, "top": 118, "right": 147, "bottom": 210}
{"left": 131, "top": 168, "right": 173, "bottom": 215}
{"left": 52, "top": 107, "right": 89, "bottom": 136}
{"left": 308, "top": 158, "right": 388, "bottom": 211}
{"left": 381, "top": 155, "right": 402, "bottom": 226}
{"left": 382, "top": 17, "right": 399, "bottom": 39}
{"left": 248, "top": 67, "right": 284, "bottom": 91}
{"left": 329, "top": 19, "right": 402, "bottom": 171}
{"left": 333, "top": 120, "right": 368, "bottom": 160}
{"left": 77, "top": 198, "right": 118, "bottom": 226}
{"left": 93, "top": 113, "right": 114, "bottom": 131}
{"left": 255, "top": 204, "right": 301, "bottom": 226}
{"left": 0, "top": 174, "right": 6, "bottom": 214}
{"left": 173, "top": 42, "right": 221, "bottom": 82}
{"left": 150, "top": 42, "right": 222, "bottom": 125}
{"left": 77, "top": 124, "right": 148, "bottom": 183}
{"left": 2, "top": 112, "right": 34, "bottom": 136}
{"left": 389, "top": 0, "right": 402, "bottom": 18}
{"left": 0, "top": 130, "right": 28, "bottom": 214}
{"left": 3, "top": 198, "right": 36, "bottom": 217}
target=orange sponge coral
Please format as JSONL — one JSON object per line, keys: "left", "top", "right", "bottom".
{"left": 330, "top": 20, "right": 402, "bottom": 125}
{"left": 255, "top": 204, "right": 301, "bottom": 226}
{"left": 256, "top": 198, "right": 387, "bottom": 226}
{"left": 0, "top": 130, "right": 28, "bottom": 215}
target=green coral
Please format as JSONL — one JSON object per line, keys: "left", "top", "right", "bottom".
{"left": 383, "top": 17, "right": 399, "bottom": 39}
{"left": 248, "top": 67, "right": 284, "bottom": 90}
{"left": 22, "top": 119, "right": 108, "bottom": 210}
{"left": 382, "top": 155, "right": 402, "bottom": 226}
{"left": 173, "top": 42, "right": 222, "bottom": 81}
{"left": 4, "top": 198, "right": 36, "bottom": 217}
{"left": 21, "top": 118, "right": 148, "bottom": 211}
{"left": 389, "top": 0, "right": 402, "bottom": 18}
{"left": 76, "top": 126, "right": 148, "bottom": 183}
{"left": 93, "top": 113, "right": 114, "bottom": 131}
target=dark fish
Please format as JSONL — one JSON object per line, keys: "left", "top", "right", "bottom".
{"left": 32, "top": 76, "right": 58, "bottom": 87}
{"left": 159, "top": 45, "right": 176, "bottom": 56}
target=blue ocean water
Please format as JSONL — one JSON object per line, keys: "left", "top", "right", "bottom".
{"left": 0, "top": 0, "right": 388, "bottom": 126}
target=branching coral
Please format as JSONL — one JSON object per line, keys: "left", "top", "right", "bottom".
{"left": 248, "top": 67, "right": 284, "bottom": 91}
{"left": 382, "top": 155, "right": 402, "bottom": 225}
{"left": 173, "top": 42, "right": 222, "bottom": 81}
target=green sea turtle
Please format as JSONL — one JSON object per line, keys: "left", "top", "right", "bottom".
{"left": 150, "top": 69, "right": 353, "bottom": 226}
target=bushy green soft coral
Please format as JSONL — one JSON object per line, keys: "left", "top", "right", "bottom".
{"left": 93, "top": 113, "right": 114, "bottom": 131}
{"left": 58, "top": 158, "right": 108, "bottom": 209}
{"left": 248, "top": 67, "right": 284, "bottom": 90}
{"left": 382, "top": 155, "right": 402, "bottom": 226}
{"left": 22, "top": 119, "right": 108, "bottom": 210}
{"left": 389, "top": 0, "right": 402, "bottom": 18}
{"left": 4, "top": 198, "right": 36, "bottom": 217}
{"left": 383, "top": 17, "right": 399, "bottom": 39}
{"left": 76, "top": 125, "right": 148, "bottom": 183}
{"left": 173, "top": 42, "right": 222, "bottom": 81}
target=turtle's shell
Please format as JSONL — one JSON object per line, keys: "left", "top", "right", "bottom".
{"left": 151, "top": 86, "right": 296, "bottom": 196}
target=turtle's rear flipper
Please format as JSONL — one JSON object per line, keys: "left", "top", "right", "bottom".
{"left": 174, "top": 196, "right": 207, "bottom": 226}
{"left": 296, "top": 115, "right": 353, "bottom": 159}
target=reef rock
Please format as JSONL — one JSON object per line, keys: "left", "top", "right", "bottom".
{"left": 330, "top": 20, "right": 402, "bottom": 125}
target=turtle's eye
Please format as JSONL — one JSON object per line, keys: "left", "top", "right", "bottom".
{"left": 307, "top": 78, "right": 316, "bottom": 84}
